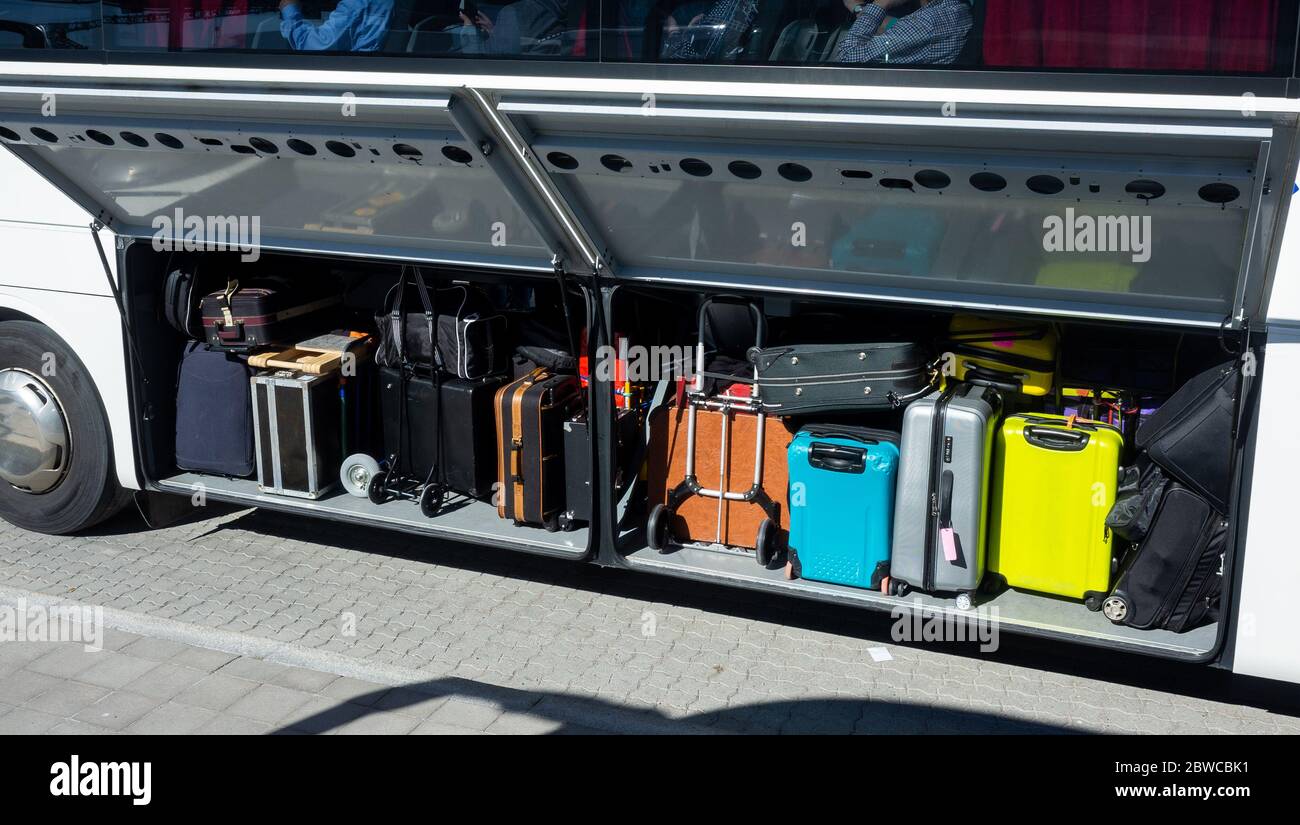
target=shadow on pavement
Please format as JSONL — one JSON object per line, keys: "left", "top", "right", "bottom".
{"left": 270, "top": 676, "right": 1075, "bottom": 735}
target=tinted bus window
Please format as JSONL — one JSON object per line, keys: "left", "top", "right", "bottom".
{"left": 603, "top": 0, "right": 1292, "bottom": 75}
{"left": 42, "top": 0, "right": 600, "bottom": 56}
{"left": 0, "top": 0, "right": 101, "bottom": 49}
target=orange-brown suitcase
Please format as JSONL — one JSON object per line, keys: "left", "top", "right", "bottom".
{"left": 646, "top": 401, "right": 792, "bottom": 557}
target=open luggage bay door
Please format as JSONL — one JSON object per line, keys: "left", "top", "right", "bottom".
{"left": 0, "top": 78, "right": 586, "bottom": 274}
{"left": 498, "top": 88, "right": 1294, "bottom": 329}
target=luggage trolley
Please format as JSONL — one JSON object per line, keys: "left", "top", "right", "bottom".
{"left": 647, "top": 297, "right": 784, "bottom": 567}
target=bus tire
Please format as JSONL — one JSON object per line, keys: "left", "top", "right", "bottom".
{"left": 0, "top": 321, "right": 129, "bottom": 535}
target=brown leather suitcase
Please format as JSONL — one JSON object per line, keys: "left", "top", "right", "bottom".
{"left": 646, "top": 402, "right": 793, "bottom": 550}
{"left": 495, "top": 368, "right": 583, "bottom": 529}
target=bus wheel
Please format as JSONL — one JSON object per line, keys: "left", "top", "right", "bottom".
{"left": 0, "top": 321, "right": 129, "bottom": 535}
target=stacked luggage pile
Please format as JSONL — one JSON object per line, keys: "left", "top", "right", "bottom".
{"left": 169, "top": 263, "right": 593, "bottom": 533}
{"left": 646, "top": 298, "right": 1241, "bottom": 632}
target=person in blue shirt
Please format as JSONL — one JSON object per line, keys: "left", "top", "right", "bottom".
{"left": 279, "top": 0, "right": 395, "bottom": 52}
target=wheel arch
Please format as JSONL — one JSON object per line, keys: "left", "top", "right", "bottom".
{"left": 0, "top": 289, "right": 141, "bottom": 492}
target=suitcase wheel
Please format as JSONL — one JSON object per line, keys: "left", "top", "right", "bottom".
{"left": 367, "top": 471, "right": 390, "bottom": 506}
{"left": 1102, "top": 594, "right": 1130, "bottom": 624}
{"left": 419, "top": 483, "right": 446, "bottom": 518}
{"left": 340, "top": 453, "right": 380, "bottom": 499}
{"left": 1083, "top": 591, "right": 1106, "bottom": 613}
{"left": 893, "top": 580, "right": 911, "bottom": 597}
{"left": 647, "top": 504, "right": 671, "bottom": 552}
{"left": 955, "top": 592, "right": 974, "bottom": 611}
{"left": 755, "top": 518, "right": 778, "bottom": 568}
{"left": 543, "top": 513, "right": 561, "bottom": 533}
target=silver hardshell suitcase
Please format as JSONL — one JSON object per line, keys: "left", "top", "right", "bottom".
{"left": 889, "top": 383, "right": 1001, "bottom": 608}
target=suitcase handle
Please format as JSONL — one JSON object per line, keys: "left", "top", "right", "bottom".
{"left": 809, "top": 443, "right": 866, "bottom": 474}
{"left": 962, "top": 365, "right": 1022, "bottom": 394}
{"left": 1023, "top": 425, "right": 1090, "bottom": 451}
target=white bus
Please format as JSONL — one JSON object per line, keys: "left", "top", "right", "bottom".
{"left": 1, "top": 1, "right": 1298, "bottom": 689}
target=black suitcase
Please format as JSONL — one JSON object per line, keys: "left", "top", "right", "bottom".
{"left": 560, "top": 408, "right": 636, "bottom": 529}
{"left": 495, "top": 369, "right": 583, "bottom": 528}
{"left": 1104, "top": 483, "right": 1227, "bottom": 633}
{"left": 252, "top": 370, "right": 342, "bottom": 499}
{"left": 175, "top": 343, "right": 255, "bottom": 477}
{"left": 749, "top": 342, "right": 933, "bottom": 414}
{"left": 200, "top": 276, "right": 341, "bottom": 351}
{"left": 1135, "top": 360, "right": 1239, "bottom": 513}
{"left": 380, "top": 366, "right": 504, "bottom": 499}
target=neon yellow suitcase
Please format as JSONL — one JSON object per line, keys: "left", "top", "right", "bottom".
{"left": 1036, "top": 261, "right": 1140, "bottom": 294}
{"left": 987, "top": 414, "right": 1122, "bottom": 610}
{"left": 946, "top": 315, "right": 1057, "bottom": 397}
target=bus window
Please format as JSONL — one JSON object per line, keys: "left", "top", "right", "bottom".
{"left": 603, "top": 0, "right": 1293, "bottom": 75}
{"left": 84, "top": 0, "right": 598, "bottom": 57}
{"left": 0, "top": 0, "right": 102, "bottom": 49}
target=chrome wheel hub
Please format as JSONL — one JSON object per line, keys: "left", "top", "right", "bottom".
{"left": 0, "top": 369, "right": 70, "bottom": 494}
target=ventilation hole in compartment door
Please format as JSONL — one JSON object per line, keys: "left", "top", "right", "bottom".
{"left": 915, "top": 169, "right": 951, "bottom": 190}
{"left": 29, "top": 127, "right": 58, "bottom": 143}
{"left": 119, "top": 131, "right": 149, "bottom": 147}
{"left": 0, "top": 125, "right": 19, "bottom": 141}
{"left": 1198, "top": 182, "right": 1241, "bottom": 205}
{"left": 248, "top": 137, "right": 279, "bottom": 155}
{"left": 840, "top": 169, "right": 873, "bottom": 180}
{"left": 154, "top": 133, "right": 184, "bottom": 149}
{"left": 198, "top": 137, "right": 223, "bottom": 146}
{"left": 1026, "top": 174, "right": 1065, "bottom": 195}
{"left": 231, "top": 145, "right": 256, "bottom": 155}
{"left": 778, "top": 162, "right": 812, "bottom": 182}
{"left": 880, "top": 178, "right": 914, "bottom": 191}
{"left": 1125, "top": 179, "right": 1165, "bottom": 201}
{"left": 546, "top": 151, "right": 579, "bottom": 170}
{"left": 286, "top": 138, "right": 316, "bottom": 155}
{"left": 969, "top": 171, "right": 1006, "bottom": 192}
{"left": 680, "top": 158, "right": 713, "bottom": 177}
{"left": 728, "top": 160, "right": 762, "bottom": 180}
{"left": 601, "top": 153, "right": 634, "bottom": 173}
{"left": 325, "top": 140, "right": 356, "bottom": 158}
{"left": 85, "top": 129, "right": 115, "bottom": 146}
{"left": 441, "top": 145, "right": 472, "bottom": 164}
{"left": 391, "top": 143, "right": 422, "bottom": 162}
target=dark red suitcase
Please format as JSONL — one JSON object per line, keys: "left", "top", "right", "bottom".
{"left": 200, "top": 277, "right": 341, "bottom": 351}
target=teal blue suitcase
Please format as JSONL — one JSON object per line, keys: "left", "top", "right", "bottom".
{"left": 787, "top": 425, "right": 899, "bottom": 590}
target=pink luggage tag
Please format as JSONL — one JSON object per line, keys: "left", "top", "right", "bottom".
{"left": 940, "top": 527, "right": 959, "bottom": 562}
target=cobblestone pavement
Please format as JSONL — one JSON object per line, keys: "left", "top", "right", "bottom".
{"left": 1, "top": 504, "right": 1297, "bottom": 734}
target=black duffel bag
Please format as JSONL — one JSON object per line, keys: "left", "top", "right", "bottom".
{"left": 1135, "top": 360, "right": 1240, "bottom": 514}
{"left": 749, "top": 342, "right": 934, "bottom": 414}
{"left": 375, "top": 267, "right": 506, "bottom": 380}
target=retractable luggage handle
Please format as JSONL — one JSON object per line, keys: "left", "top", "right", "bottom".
{"left": 692, "top": 295, "right": 766, "bottom": 397}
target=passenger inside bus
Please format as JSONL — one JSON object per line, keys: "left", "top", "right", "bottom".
{"left": 660, "top": 0, "right": 973, "bottom": 64}
{"left": 457, "top": 0, "right": 572, "bottom": 55}
{"left": 278, "top": 0, "right": 394, "bottom": 51}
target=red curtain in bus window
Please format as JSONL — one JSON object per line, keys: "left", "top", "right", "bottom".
{"left": 981, "top": 0, "right": 1279, "bottom": 73}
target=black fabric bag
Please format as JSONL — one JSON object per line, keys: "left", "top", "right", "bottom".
{"left": 175, "top": 342, "right": 254, "bottom": 477}
{"left": 1135, "top": 360, "right": 1239, "bottom": 513}
{"left": 510, "top": 309, "right": 578, "bottom": 377}
{"left": 379, "top": 366, "right": 505, "bottom": 498}
{"left": 164, "top": 265, "right": 224, "bottom": 339}
{"left": 375, "top": 268, "right": 506, "bottom": 380}
{"left": 1106, "top": 461, "right": 1168, "bottom": 545}
{"left": 750, "top": 342, "right": 933, "bottom": 414}
{"left": 1108, "top": 483, "right": 1227, "bottom": 633}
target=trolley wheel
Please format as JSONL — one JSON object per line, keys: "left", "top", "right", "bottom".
{"left": 979, "top": 573, "right": 1007, "bottom": 595}
{"left": 1102, "top": 594, "right": 1130, "bottom": 624}
{"left": 755, "top": 518, "right": 778, "bottom": 568}
{"left": 366, "top": 471, "right": 389, "bottom": 506}
{"left": 647, "top": 503, "right": 670, "bottom": 552}
{"left": 557, "top": 511, "right": 575, "bottom": 532}
{"left": 419, "top": 483, "right": 446, "bottom": 518}
{"left": 340, "top": 454, "right": 380, "bottom": 499}
{"left": 955, "top": 592, "right": 974, "bottom": 611}
{"left": 1083, "top": 591, "right": 1105, "bottom": 613}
